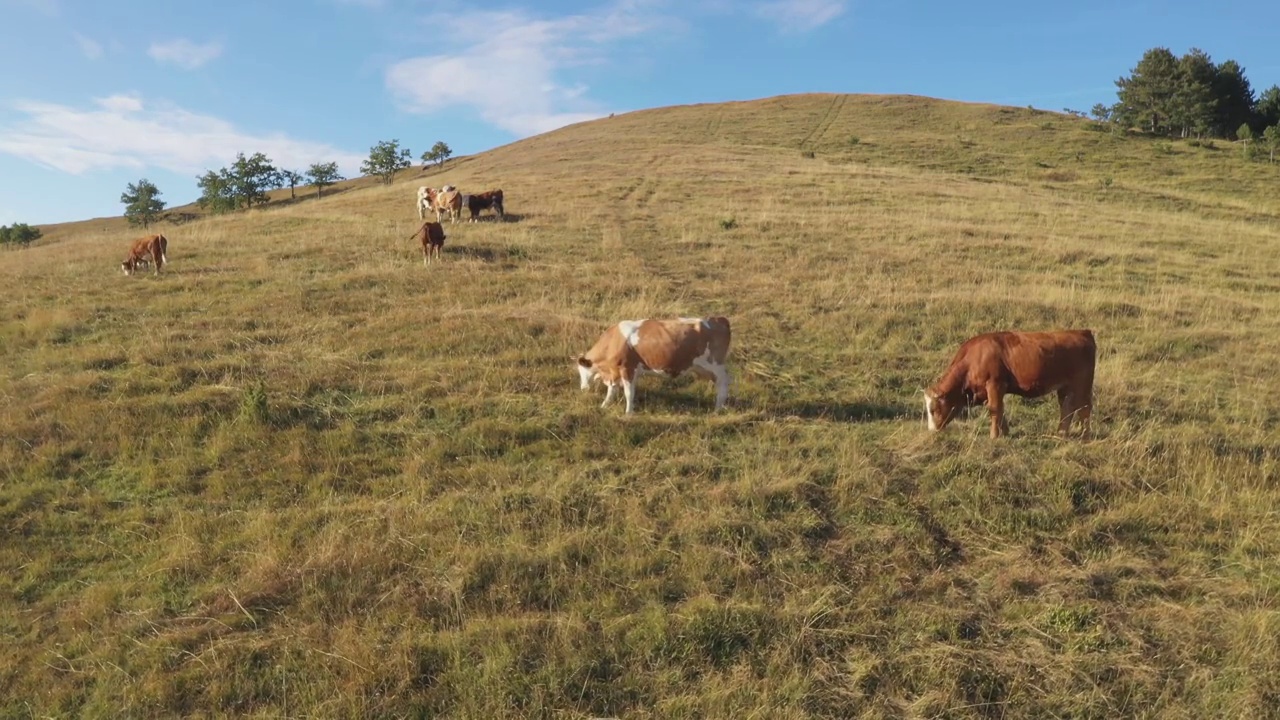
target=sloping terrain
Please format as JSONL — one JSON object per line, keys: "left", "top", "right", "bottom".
{"left": 4, "top": 94, "right": 1280, "bottom": 718}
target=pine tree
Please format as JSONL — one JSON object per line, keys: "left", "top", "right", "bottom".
{"left": 120, "top": 178, "right": 167, "bottom": 227}
{"left": 1115, "top": 47, "right": 1180, "bottom": 134}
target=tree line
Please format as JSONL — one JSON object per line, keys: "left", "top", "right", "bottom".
{"left": 117, "top": 139, "right": 454, "bottom": 227}
{"left": 0, "top": 223, "right": 42, "bottom": 248}
{"left": 1092, "top": 47, "right": 1280, "bottom": 142}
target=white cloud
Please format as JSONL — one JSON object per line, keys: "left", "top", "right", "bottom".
{"left": 73, "top": 32, "right": 104, "bottom": 60}
{"left": 754, "top": 0, "right": 846, "bottom": 32}
{"left": 386, "top": 1, "right": 672, "bottom": 138}
{"left": 148, "top": 38, "right": 224, "bottom": 70}
{"left": 0, "top": 95, "right": 365, "bottom": 177}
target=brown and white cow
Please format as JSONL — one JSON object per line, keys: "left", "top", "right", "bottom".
{"left": 121, "top": 234, "right": 169, "bottom": 276}
{"left": 435, "top": 187, "right": 463, "bottom": 223}
{"left": 416, "top": 186, "right": 436, "bottom": 220}
{"left": 575, "top": 316, "right": 731, "bottom": 414}
{"left": 409, "top": 221, "right": 446, "bottom": 265}
{"left": 923, "top": 329, "right": 1096, "bottom": 439}
{"left": 465, "top": 189, "right": 505, "bottom": 222}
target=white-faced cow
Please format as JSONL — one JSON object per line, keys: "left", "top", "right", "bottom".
{"left": 121, "top": 234, "right": 169, "bottom": 276}
{"left": 575, "top": 316, "right": 731, "bottom": 414}
{"left": 923, "top": 329, "right": 1096, "bottom": 439}
{"left": 416, "top": 186, "right": 435, "bottom": 220}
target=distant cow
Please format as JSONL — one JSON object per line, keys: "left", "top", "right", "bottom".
{"left": 416, "top": 186, "right": 435, "bottom": 219}
{"left": 575, "top": 316, "right": 731, "bottom": 414}
{"left": 435, "top": 188, "right": 463, "bottom": 223}
{"left": 465, "top": 189, "right": 505, "bottom": 222}
{"left": 121, "top": 234, "right": 168, "bottom": 276}
{"left": 923, "top": 329, "right": 1096, "bottom": 439}
{"left": 409, "top": 221, "right": 446, "bottom": 265}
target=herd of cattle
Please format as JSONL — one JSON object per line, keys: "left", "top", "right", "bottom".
{"left": 116, "top": 182, "right": 1097, "bottom": 439}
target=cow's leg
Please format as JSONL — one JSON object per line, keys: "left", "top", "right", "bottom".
{"left": 601, "top": 382, "right": 617, "bottom": 408}
{"left": 692, "top": 354, "right": 731, "bottom": 411}
{"left": 152, "top": 245, "right": 163, "bottom": 274}
{"left": 622, "top": 371, "right": 638, "bottom": 414}
{"left": 986, "top": 383, "right": 1007, "bottom": 438}
{"left": 1059, "top": 382, "right": 1093, "bottom": 439}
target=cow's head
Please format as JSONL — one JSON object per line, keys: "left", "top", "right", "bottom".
{"left": 575, "top": 356, "right": 597, "bottom": 390}
{"left": 121, "top": 259, "right": 135, "bottom": 276}
{"left": 922, "top": 388, "right": 959, "bottom": 432}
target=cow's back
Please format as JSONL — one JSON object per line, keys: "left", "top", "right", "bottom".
{"left": 991, "top": 330, "right": 1095, "bottom": 396}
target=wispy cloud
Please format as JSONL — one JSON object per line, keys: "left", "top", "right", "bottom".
{"left": 0, "top": 94, "right": 364, "bottom": 176}
{"left": 754, "top": 0, "right": 846, "bottom": 33}
{"left": 386, "top": 0, "right": 673, "bottom": 137}
{"left": 148, "top": 38, "right": 224, "bottom": 70}
{"left": 73, "top": 32, "right": 103, "bottom": 60}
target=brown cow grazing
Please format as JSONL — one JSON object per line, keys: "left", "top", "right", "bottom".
{"left": 575, "top": 316, "right": 731, "bottom": 414}
{"left": 121, "top": 234, "right": 169, "bottom": 276}
{"left": 409, "top": 221, "right": 446, "bottom": 265}
{"left": 465, "top": 189, "right": 505, "bottom": 222}
{"left": 924, "top": 329, "right": 1096, "bottom": 439}
{"left": 435, "top": 188, "right": 462, "bottom": 223}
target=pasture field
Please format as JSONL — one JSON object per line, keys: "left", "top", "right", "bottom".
{"left": 4, "top": 94, "right": 1280, "bottom": 718}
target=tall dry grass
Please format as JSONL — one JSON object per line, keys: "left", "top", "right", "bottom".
{"left": 3, "top": 94, "right": 1280, "bottom": 718}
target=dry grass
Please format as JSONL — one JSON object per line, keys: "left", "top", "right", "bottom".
{"left": 3, "top": 93, "right": 1280, "bottom": 718}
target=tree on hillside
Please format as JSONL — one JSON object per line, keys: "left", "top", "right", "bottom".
{"left": 280, "top": 170, "right": 303, "bottom": 200}
{"left": 361, "top": 139, "right": 412, "bottom": 185}
{"left": 1238, "top": 123, "right": 1255, "bottom": 160}
{"left": 1090, "top": 103, "right": 1113, "bottom": 123}
{"left": 229, "top": 152, "right": 279, "bottom": 209}
{"left": 1263, "top": 125, "right": 1280, "bottom": 164}
{"left": 196, "top": 169, "right": 237, "bottom": 214}
{"left": 0, "top": 223, "right": 42, "bottom": 248}
{"left": 120, "top": 178, "right": 167, "bottom": 228}
{"left": 1213, "top": 60, "right": 1256, "bottom": 138}
{"left": 421, "top": 141, "right": 453, "bottom": 169}
{"left": 1257, "top": 85, "right": 1280, "bottom": 130}
{"left": 1114, "top": 47, "right": 1180, "bottom": 134}
{"left": 307, "top": 161, "right": 343, "bottom": 198}
{"left": 1172, "top": 48, "right": 1217, "bottom": 138}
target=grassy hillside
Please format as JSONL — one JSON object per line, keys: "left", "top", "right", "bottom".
{"left": 4, "top": 93, "right": 1280, "bottom": 718}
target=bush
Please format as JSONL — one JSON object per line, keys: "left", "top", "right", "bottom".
{"left": 719, "top": 217, "right": 737, "bottom": 231}
{"left": 0, "top": 223, "right": 42, "bottom": 248}
{"left": 800, "top": 150, "right": 816, "bottom": 159}
{"left": 848, "top": 136, "right": 861, "bottom": 146}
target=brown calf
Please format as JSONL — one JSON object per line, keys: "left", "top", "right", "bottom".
{"left": 409, "top": 221, "right": 447, "bottom": 265}
{"left": 122, "top": 234, "right": 169, "bottom": 276}
{"left": 924, "top": 329, "right": 1096, "bottom": 439}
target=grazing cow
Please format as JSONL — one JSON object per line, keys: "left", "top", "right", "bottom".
{"left": 409, "top": 221, "right": 446, "bottom": 265}
{"left": 923, "top": 329, "right": 1096, "bottom": 439}
{"left": 435, "top": 188, "right": 463, "bottom": 223}
{"left": 465, "top": 189, "right": 505, "bottom": 222}
{"left": 575, "top": 316, "right": 731, "bottom": 414}
{"left": 121, "top": 234, "right": 169, "bottom": 276}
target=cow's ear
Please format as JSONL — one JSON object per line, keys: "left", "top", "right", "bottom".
{"left": 576, "top": 356, "right": 592, "bottom": 369}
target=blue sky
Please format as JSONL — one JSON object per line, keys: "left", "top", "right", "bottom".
{"left": 1, "top": 0, "right": 1277, "bottom": 226}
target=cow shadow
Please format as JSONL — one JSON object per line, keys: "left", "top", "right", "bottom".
{"left": 772, "top": 399, "right": 908, "bottom": 422}
{"left": 471, "top": 213, "right": 525, "bottom": 224}
{"left": 447, "top": 244, "right": 531, "bottom": 264}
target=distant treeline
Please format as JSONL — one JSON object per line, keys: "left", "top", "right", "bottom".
{"left": 1090, "top": 47, "right": 1279, "bottom": 140}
